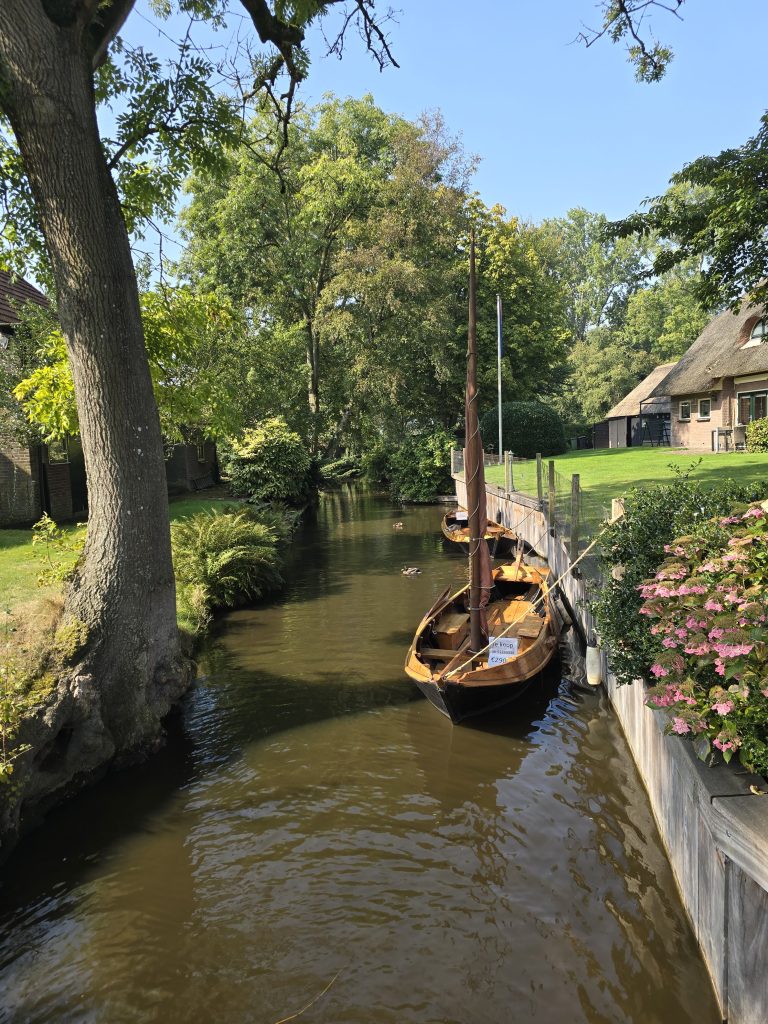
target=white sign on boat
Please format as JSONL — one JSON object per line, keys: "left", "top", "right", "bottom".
{"left": 487, "top": 635, "right": 519, "bottom": 667}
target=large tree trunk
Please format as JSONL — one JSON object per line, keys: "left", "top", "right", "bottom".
{"left": 0, "top": 6, "right": 189, "bottom": 788}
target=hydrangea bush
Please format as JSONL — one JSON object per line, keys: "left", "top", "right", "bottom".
{"left": 639, "top": 502, "right": 768, "bottom": 772}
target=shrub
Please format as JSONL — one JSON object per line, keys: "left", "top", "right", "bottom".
{"left": 223, "top": 417, "right": 311, "bottom": 505}
{"left": 387, "top": 427, "right": 454, "bottom": 502}
{"left": 171, "top": 507, "right": 286, "bottom": 634}
{"left": 639, "top": 502, "right": 768, "bottom": 774}
{"left": 746, "top": 417, "right": 768, "bottom": 452}
{"left": 319, "top": 455, "right": 361, "bottom": 483}
{"left": 592, "top": 472, "right": 768, "bottom": 688}
{"left": 480, "top": 402, "right": 566, "bottom": 459}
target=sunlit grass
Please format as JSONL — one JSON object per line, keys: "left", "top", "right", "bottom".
{"left": 484, "top": 447, "right": 768, "bottom": 510}
{"left": 0, "top": 489, "right": 233, "bottom": 615}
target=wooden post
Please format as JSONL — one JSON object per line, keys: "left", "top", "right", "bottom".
{"left": 547, "top": 460, "right": 556, "bottom": 535}
{"left": 504, "top": 451, "right": 513, "bottom": 493}
{"left": 570, "top": 473, "right": 581, "bottom": 555}
{"left": 611, "top": 497, "right": 625, "bottom": 522}
{"left": 536, "top": 453, "right": 543, "bottom": 509}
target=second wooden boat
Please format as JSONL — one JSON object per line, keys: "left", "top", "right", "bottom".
{"left": 441, "top": 508, "right": 517, "bottom": 557}
{"left": 405, "top": 562, "right": 559, "bottom": 723}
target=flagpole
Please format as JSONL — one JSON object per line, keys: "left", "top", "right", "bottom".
{"left": 497, "top": 294, "right": 503, "bottom": 461}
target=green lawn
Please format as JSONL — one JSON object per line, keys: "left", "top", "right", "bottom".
{"left": 0, "top": 489, "right": 234, "bottom": 615}
{"left": 485, "top": 447, "right": 768, "bottom": 514}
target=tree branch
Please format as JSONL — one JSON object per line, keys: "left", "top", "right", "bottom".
{"left": 577, "top": 0, "right": 685, "bottom": 82}
{"left": 84, "top": 0, "right": 137, "bottom": 69}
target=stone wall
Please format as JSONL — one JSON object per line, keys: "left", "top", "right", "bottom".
{"left": 456, "top": 475, "right": 768, "bottom": 1024}
{"left": 0, "top": 437, "right": 39, "bottom": 525}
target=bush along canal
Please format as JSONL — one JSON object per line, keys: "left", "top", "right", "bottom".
{"left": 0, "top": 490, "right": 720, "bottom": 1023}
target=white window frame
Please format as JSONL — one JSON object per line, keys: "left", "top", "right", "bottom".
{"left": 678, "top": 400, "right": 691, "bottom": 421}
{"left": 742, "top": 319, "right": 768, "bottom": 349}
{"left": 697, "top": 398, "right": 711, "bottom": 421}
{"left": 737, "top": 390, "right": 768, "bottom": 425}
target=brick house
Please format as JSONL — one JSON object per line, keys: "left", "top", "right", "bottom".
{"left": 645, "top": 301, "right": 768, "bottom": 452}
{"left": 1, "top": 270, "right": 218, "bottom": 526}
{"left": 595, "top": 361, "right": 678, "bottom": 448}
{"left": 0, "top": 270, "right": 78, "bottom": 525}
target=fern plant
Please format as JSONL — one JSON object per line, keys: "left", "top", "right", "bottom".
{"left": 172, "top": 508, "right": 284, "bottom": 634}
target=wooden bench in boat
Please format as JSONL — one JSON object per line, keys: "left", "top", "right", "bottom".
{"left": 420, "top": 646, "right": 466, "bottom": 661}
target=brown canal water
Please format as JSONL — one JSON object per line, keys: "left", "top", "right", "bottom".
{"left": 0, "top": 490, "right": 719, "bottom": 1024}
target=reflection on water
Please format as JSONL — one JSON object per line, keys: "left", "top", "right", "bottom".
{"left": 0, "top": 490, "right": 718, "bottom": 1023}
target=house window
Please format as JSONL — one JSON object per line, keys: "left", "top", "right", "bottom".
{"left": 698, "top": 398, "right": 711, "bottom": 420}
{"left": 47, "top": 438, "right": 69, "bottom": 465}
{"left": 742, "top": 319, "right": 768, "bottom": 349}
{"left": 679, "top": 400, "right": 691, "bottom": 421}
{"left": 196, "top": 443, "right": 207, "bottom": 463}
{"left": 737, "top": 391, "right": 768, "bottom": 424}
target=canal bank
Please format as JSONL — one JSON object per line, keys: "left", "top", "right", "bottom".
{"left": 457, "top": 474, "right": 768, "bottom": 1024}
{"left": 0, "top": 489, "right": 720, "bottom": 1023}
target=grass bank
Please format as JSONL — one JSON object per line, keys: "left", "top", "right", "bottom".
{"left": 484, "top": 447, "right": 768, "bottom": 511}
{"left": 0, "top": 489, "right": 236, "bottom": 618}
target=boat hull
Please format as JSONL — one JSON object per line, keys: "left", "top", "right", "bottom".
{"left": 413, "top": 674, "right": 536, "bottom": 723}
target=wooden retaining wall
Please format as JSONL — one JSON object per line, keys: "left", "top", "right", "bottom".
{"left": 456, "top": 477, "right": 768, "bottom": 1024}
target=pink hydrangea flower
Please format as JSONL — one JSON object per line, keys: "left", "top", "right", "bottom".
{"left": 705, "top": 600, "right": 724, "bottom": 612}
{"left": 742, "top": 506, "right": 765, "bottom": 519}
{"left": 662, "top": 637, "right": 678, "bottom": 649}
{"left": 712, "top": 700, "right": 734, "bottom": 716}
{"left": 672, "top": 717, "right": 690, "bottom": 734}
{"left": 713, "top": 734, "right": 739, "bottom": 752}
{"left": 684, "top": 643, "right": 711, "bottom": 656}
{"left": 650, "top": 664, "right": 669, "bottom": 678}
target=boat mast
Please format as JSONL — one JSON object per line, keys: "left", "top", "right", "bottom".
{"left": 466, "top": 231, "right": 486, "bottom": 654}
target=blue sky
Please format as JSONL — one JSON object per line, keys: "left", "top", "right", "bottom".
{"left": 295, "top": 0, "right": 767, "bottom": 222}
{"left": 125, "top": 0, "right": 767, "bottom": 231}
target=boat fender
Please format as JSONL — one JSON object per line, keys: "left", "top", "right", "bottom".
{"left": 585, "top": 644, "right": 603, "bottom": 687}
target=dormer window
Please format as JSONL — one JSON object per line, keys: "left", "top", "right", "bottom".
{"left": 743, "top": 318, "right": 768, "bottom": 349}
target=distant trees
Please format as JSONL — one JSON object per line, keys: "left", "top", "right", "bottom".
{"left": 533, "top": 208, "right": 707, "bottom": 427}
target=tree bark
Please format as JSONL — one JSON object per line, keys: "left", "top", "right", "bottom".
{"left": 305, "top": 320, "right": 320, "bottom": 456}
{"left": 0, "top": 5, "right": 189, "bottom": 776}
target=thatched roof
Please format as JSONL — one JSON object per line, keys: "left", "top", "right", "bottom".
{"left": 0, "top": 269, "right": 48, "bottom": 328}
{"left": 604, "top": 362, "right": 678, "bottom": 419}
{"left": 649, "top": 300, "right": 768, "bottom": 398}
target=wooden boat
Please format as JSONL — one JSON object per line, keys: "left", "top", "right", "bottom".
{"left": 405, "top": 562, "right": 559, "bottom": 723}
{"left": 405, "top": 230, "right": 559, "bottom": 722}
{"left": 441, "top": 507, "right": 517, "bottom": 557}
